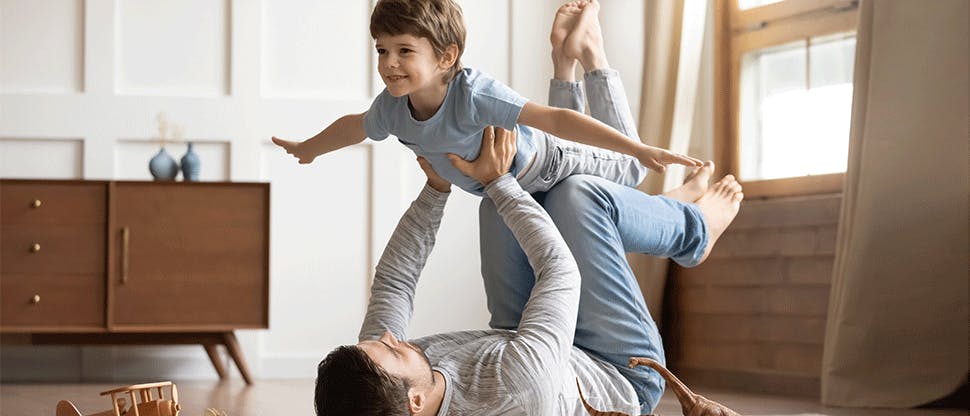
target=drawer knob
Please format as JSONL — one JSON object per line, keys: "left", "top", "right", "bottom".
{"left": 31, "top": 294, "right": 40, "bottom": 304}
{"left": 30, "top": 243, "right": 41, "bottom": 253}
{"left": 31, "top": 199, "right": 42, "bottom": 208}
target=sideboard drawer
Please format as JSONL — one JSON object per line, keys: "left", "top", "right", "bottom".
{"left": 0, "top": 273, "right": 104, "bottom": 329}
{"left": 0, "top": 224, "right": 105, "bottom": 274}
{"left": 0, "top": 182, "right": 105, "bottom": 225}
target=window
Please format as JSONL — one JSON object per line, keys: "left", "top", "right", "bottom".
{"left": 715, "top": 0, "right": 859, "bottom": 197}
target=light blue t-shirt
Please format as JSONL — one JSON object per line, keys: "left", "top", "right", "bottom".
{"left": 363, "top": 68, "right": 538, "bottom": 196}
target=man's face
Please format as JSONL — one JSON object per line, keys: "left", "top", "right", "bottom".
{"left": 358, "top": 330, "right": 435, "bottom": 388}
{"left": 374, "top": 33, "right": 446, "bottom": 97}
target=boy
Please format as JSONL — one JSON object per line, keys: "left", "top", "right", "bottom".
{"left": 272, "top": 0, "right": 702, "bottom": 196}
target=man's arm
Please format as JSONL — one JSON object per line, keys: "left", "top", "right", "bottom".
{"left": 358, "top": 182, "right": 450, "bottom": 342}
{"left": 271, "top": 112, "right": 367, "bottom": 164}
{"left": 517, "top": 102, "right": 702, "bottom": 172}
{"left": 483, "top": 174, "right": 580, "bottom": 358}
{"left": 359, "top": 156, "right": 452, "bottom": 341}
{"left": 449, "top": 127, "right": 580, "bottom": 384}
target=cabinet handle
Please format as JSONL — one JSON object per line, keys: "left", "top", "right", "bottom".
{"left": 121, "top": 227, "right": 130, "bottom": 285}
{"left": 31, "top": 199, "right": 42, "bottom": 208}
{"left": 31, "top": 294, "right": 40, "bottom": 304}
{"left": 30, "top": 243, "right": 41, "bottom": 253}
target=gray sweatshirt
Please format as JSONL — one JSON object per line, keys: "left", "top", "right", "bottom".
{"left": 359, "top": 174, "right": 640, "bottom": 415}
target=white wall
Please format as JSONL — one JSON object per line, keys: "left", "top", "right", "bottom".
{"left": 0, "top": 0, "right": 643, "bottom": 380}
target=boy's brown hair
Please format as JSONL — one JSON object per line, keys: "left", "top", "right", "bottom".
{"left": 370, "top": 0, "right": 466, "bottom": 82}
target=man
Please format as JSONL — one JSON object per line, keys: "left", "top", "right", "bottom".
{"left": 314, "top": 1, "right": 743, "bottom": 413}
{"left": 314, "top": 122, "right": 742, "bottom": 414}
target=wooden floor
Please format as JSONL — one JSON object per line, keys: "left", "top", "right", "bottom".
{"left": 1, "top": 379, "right": 965, "bottom": 416}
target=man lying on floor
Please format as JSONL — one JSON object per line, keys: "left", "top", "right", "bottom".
{"left": 313, "top": 123, "right": 743, "bottom": 415}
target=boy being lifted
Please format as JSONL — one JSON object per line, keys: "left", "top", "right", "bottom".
{"left": 272, "top": 0, "right": 702, "bottom": 196}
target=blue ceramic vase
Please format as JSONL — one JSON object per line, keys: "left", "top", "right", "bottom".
{"left": 149, "top": 148, "right": 179, "bottom": 181}
{"left": 180, "top": 142, "right": 201, "bottom": 181}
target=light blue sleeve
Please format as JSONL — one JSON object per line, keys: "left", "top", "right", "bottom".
{"left": 467, "top": 72, "right": 529, "bottom": 131}
{"left": 363, "top": 89, "right": 392, "bottom": 141}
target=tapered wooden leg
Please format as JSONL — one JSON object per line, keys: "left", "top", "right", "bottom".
{"left": 204, "top": 344, "right": 228, "bottom": 379}
{"left": 222, "top": 331, "right": 254, "bottom": 385}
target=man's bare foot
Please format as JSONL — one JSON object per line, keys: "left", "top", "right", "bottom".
{"left": 563, "top": 0, "right": 608, "bottom": 71}
{"left": 551, "top": 1, "right": 583, "bottom": 80}
{"left": 664, "top": 161, "right": 715, "bottom": 203}
{"left": 694, "top": 175, "right": 743, "bottom": 264}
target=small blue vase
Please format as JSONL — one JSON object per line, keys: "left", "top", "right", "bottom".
{"left": 180, "top": 142, "right": 201, "bottom": 182}
{"left": 149, "top": 148, "right": 179, "bottom": 181}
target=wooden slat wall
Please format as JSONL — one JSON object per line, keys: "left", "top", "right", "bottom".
{"left": 663, "top": 193, "right": 842, "bottom": 397}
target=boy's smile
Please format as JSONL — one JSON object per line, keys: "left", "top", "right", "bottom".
{"left": 375, "top": 33, "right": 452, "bottom": 119}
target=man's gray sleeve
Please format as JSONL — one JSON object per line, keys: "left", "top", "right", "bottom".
{"left": 358, "top": 184, "right": 449, "bottom": 342}
{"left": 484, "top": 174, "right": 582, "bottom": 414}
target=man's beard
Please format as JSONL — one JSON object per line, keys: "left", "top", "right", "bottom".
{"left": 404, "top": 341, "right": 435, "bottom": 385}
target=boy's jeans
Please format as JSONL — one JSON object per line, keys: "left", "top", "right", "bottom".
{"left": 517, "top": 70, "right": 649, "bottom": 193}
{"left": 479, "top": 69, "right": 708, "bottom": 413}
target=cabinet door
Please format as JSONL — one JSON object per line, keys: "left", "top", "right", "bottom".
{"left": 110, "top": 183, "right": 268, "bottom": 330}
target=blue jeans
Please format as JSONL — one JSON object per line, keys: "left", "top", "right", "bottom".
{"left": 479, "top": 70, "right": 709, "bottom": 413}
{"left": 517, "top": 69, "right": 648, "bottom": 194}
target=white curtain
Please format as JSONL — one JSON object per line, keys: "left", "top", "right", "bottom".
{"left": 632, "top": 0, "right": 710, "bottom": 323}
{"left": 821, "top": 0, "right": 969, "bottom": 407}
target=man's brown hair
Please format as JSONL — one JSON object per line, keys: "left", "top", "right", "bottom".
{"left": 370, "top": 0, "right": 466, "bottom": 82}
{"left": 315, "top": 345, "right": 411, "bottom": 415}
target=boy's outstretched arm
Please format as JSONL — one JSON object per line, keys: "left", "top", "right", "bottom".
{"left": 517, "top": 102, "right": 702, "bottom": 173}
{"left": 271, "top": 112, "right": 367, "bottom": 164}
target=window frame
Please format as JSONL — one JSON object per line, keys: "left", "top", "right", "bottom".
{"left": 714, "top": 0, "right": 859, "bottom": 198}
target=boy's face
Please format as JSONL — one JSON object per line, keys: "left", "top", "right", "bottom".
{"left": 375, "top": 33, "right": 449, "bottom": 97}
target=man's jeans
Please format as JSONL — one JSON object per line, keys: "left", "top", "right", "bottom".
{"left": 479, "top": 69, "right": 708, "bottom": 413}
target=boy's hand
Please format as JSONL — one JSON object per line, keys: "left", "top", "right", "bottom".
{"left": 272, "top": 136, "right": 316, "bottom": 164}
{"left": 417, "top": 157, "right": 451, "bottom": 193}
{"left": 448, "top": 126, "right": 516, "bottom": 186}
{"left": 635, "top": 144, "right": 703, "bottom": 174}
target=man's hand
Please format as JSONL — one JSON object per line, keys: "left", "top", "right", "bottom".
{"left": 448, "top": 126, "right": 517, "bottom": 186}
{"left": 417, "top": 157, "right": 451, "bottom": 193}
{"left": 272, "top": 136, "right": 316, "bottom": 164}
{"left": 634, "top": 143, "right": 703, "bottom": 174}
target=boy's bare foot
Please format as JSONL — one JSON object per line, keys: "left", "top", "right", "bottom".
{"left": 551, "top": 1, "right": 583, "bottom": 80}
{"left": 564, "top": 0, "right": 608, "bottom": 71}
{"left": 694, "top": 175, "right": 743, "bottom": 264}
{"left": 664, "top": 161, "right": 715, "bottom": 203}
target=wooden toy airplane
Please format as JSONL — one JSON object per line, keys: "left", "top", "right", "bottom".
{"left": 56, "top": 381, "right": 180, "bottom": 416}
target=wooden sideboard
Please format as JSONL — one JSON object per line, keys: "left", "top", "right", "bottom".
{"left": 0, "top": 179, "right": 269, "bottom": 384}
